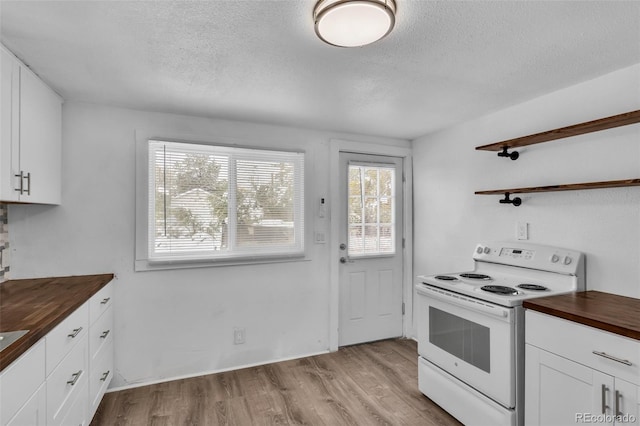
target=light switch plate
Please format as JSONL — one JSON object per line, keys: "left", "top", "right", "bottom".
{"left": 517, "top": 222, "right": 529, "bottom": 240}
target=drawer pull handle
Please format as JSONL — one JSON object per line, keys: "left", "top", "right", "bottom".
{"left": 68, "top": 327, "right": 83, "bottom": 338}
{"left": 100, "top": 330, "right": 111, "bottom": 339}
{"left": 100, "top": 370, "right": 110, "bottom": 382}
{"left": 601, "top": 384, "right": 609, "bottom": 414}
{"left": 592, "top": 351, "right": 633, "bottom": 366}
{"left": 101, "top": 297, "right": 111, "bottom": 305}
{"left": 67, "top": 370, "right": 82, "bottom": 386}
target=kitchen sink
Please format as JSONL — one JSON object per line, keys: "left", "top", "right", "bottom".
{"left": 0, "top": 330, "right": 29, "bottom": 352}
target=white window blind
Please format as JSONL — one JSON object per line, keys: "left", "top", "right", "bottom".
{"left": 347, "top": 163, "right": 395, "bottom": 256}
{"left": 148, "top": 140, "right": 304, "bottom": 262}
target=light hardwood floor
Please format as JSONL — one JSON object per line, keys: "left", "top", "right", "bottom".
{"left": 91, "top": 338, "right": 461, "bottom": 425}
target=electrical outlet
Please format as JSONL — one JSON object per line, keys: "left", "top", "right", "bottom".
{"left": 517, "top": 222, "right": 529, "bottom": 240}
{"left": 233, "top": 327, "right": 245, "bottom": 345}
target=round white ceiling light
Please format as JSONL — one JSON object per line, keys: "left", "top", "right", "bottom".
{"left": 313, "top": 0, "right": 397, "bottom": 48}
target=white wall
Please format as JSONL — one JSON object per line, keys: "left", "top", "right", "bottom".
{"left": 413, "top": 64, "right": 640, "bottom": 302}
{"left": 8, "top": 103, "right": 409, "bottom": 388}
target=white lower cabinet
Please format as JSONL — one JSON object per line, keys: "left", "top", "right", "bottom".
{"left": 89, "top": 345, "right": 113, "bottom": 419}
{"left": 0, "top": 281, "right": 114, "bottom": 426}
{"left": 6, "top": 383, "right": 46, "bottom": 426}
{"left": 616, "top": 378, "right": 640, "bottom": 425}
{"left": 0, "top": 340, "right": 46, "bottom": 426}
{"left": 526, "top": 310, "right": 639, "bottom": 426}
{"left": 46, "top": 334, "right": 88, "bottom": 426}
{"left": 88, "top": 298, "right": 114, "bottom": 420}
{"left": 59, "top": 382, "right": 89, "bottom": 426}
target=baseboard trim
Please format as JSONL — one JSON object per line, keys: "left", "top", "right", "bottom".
{"left": 107, "top": 349, "right": 331, "bottom": 393}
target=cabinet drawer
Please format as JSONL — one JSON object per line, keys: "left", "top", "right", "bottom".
{"left": 46, "top": 334, "right": 88, "bottom": 426}
{"left": 0, "top": 339, "right": 45, "bottom": 425}
{"left": 526, "top": 310, "right": 640, "bottom": 385}
{"left": 46, "top": 302, "right": 88, "bottom": 375}
{"left": 89, "top": 341, "right": 113, "bottom": 421}
{"left": 89, "top": 304, "right": 113, "bottom": 362}
{"left": 60, "top": 381, "right": 88, "bottom": 426}
{"left": 89, "top": 282, "right": 113, "bottom": 326}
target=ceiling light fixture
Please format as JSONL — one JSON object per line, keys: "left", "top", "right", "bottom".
{"left": 313, "top": 0, "right": 397, "bottom": 48}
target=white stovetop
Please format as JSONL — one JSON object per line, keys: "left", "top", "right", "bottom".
{"left": 417, "top": 241, "right": 585, "bottom": 307}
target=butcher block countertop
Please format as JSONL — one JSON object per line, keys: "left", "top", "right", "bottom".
{"left": 523, "top": 290, "right": 640, "bottom": 341}
{"left": 0, "top": 273, "right": 114, "bottom": 371}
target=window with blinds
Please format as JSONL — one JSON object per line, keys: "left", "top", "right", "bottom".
{"left": 148, "top": 140, "right": 304, "bottom": 262}
{"left": 347, "top": 163, "right": 396, "bottom": 256}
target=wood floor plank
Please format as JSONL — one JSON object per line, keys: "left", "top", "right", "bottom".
{"left": 91, "top": 339, "right": 461, "bottom": 426}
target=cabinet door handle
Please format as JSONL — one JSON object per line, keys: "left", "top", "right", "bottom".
{"left": 100, "top": 370, "right": 110, "bottom": 382}
{"left": 592, "top": 351, "right": 633, "bottom": 366}
{"left": 615, "top": 390, "right": 623, "bottom": 416}
{"left": 14, "top": 171, "right": 24, "bottom": 194}
{"left": 101, "top": 297, "right": 111, "bottom": 305}
{"left": 100, "top": 330, "right": 110, "bottom": 339}
{"left": 601, "top": 384, "right": 609, "bottom": 414}
{"left": 23, "top": 172, "right": 31, "bottom": 196}
{"left": 68, "top": 327, "right": 83, "bottom": 338}
{"left": 67, "top": 370, "right": 82, "bottom": 386}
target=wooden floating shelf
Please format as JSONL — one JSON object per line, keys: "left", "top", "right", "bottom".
{"left": 475, "top": 179, "right": 640, "bottom": 195}
{"left": 476, "top": 110, "right": 640, "bottom": 152}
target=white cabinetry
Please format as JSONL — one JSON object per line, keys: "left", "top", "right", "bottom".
{"left": 45, "top": 308, "right": 88, "bottom": 426}
{"left": 0, "top": 44, "right": 61, "bottom": 204}
{"left": 526, "top": 310, "right": 639, "bottom": 425}
{"left": 88, "top": 283, "right": 114, "bottom": 420}
{"left": 6, "top": 383, "right": 46, "bottom": 426}
{"left": 0, "top": 282, "right": 114, "bottom": 426}
{"left": 0, "top": 340, "right": 46, "bottom": 426}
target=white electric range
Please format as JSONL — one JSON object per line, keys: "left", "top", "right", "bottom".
{"left": 416, "top": 241, "right": 585, "bottom": 426}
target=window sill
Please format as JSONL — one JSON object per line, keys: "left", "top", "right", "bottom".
{"left": 134, "top": 253, "right": 310, "bottom": 272}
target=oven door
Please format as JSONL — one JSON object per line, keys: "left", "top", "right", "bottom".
{"left": 416, "top": 284, "right": 516, "bottom": 408}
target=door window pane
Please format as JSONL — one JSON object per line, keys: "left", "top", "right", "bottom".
{"left": 429, "top": 307, "right": 491, "bottom": 373}
{"left": 347, "top": 164, "right": 395, "bottom": 256}
{"left": 364, "top": 198, "right": 378, "bottom": 224}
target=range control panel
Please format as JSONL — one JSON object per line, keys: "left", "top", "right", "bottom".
{"left": 473, "top": 241, "right": 584, "bottom": 275}
{"left": 498, "top": 247, "right": 534, "bottom": 260}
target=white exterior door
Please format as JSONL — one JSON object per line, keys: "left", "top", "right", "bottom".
{"left": 338, "top": 152, "right": 403, "bottom": 346}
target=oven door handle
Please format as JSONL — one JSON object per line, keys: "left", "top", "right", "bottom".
{"left": 417, "top": 284, "right": 511, "bottom": 319}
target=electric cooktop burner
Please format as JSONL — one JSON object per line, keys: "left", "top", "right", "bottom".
{"left": 435, "top": 275, "right": 459, "bottom": 281}
{"left": 481, "top": 285, "right": 519, "bottom": 295}
{"left": 460, "top": 273, "right": 492, "bottom": 280}
{"left": 516, "top": 284, "right": 549, "bottom": 291}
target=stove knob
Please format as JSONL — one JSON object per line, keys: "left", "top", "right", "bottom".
{"left": 563, "top": 256, "right": 573, "bottom": 265}
{"left": 550, "top": 254, "right": 560, "bottom": 263}
{"left": 476, "top": 246, "right": 484, "bottom": 254}
{"left": 483, "top": 247, "right": 491, "bottom": 254}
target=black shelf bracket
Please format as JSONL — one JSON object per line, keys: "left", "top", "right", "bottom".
{"left": 499, "top": 192, "right": 522, "bottom": 206}
{"left": 497, "top": 146, "right": 519, "bottom": 160}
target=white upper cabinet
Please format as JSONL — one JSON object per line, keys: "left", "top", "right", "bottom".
{"left": 0, "top": 45, "right": 62, "bottom": 204}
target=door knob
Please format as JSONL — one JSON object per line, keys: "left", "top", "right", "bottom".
{"left": 340, "top": 257, "right": 354, "bottom": 264}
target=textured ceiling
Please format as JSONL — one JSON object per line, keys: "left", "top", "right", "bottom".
{"left": 1, "top": 1, "right": 639, "bottom": 140}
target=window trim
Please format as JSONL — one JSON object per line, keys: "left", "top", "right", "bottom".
{"left": 135, "top": 135, "right": 310, "bottom": 271}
